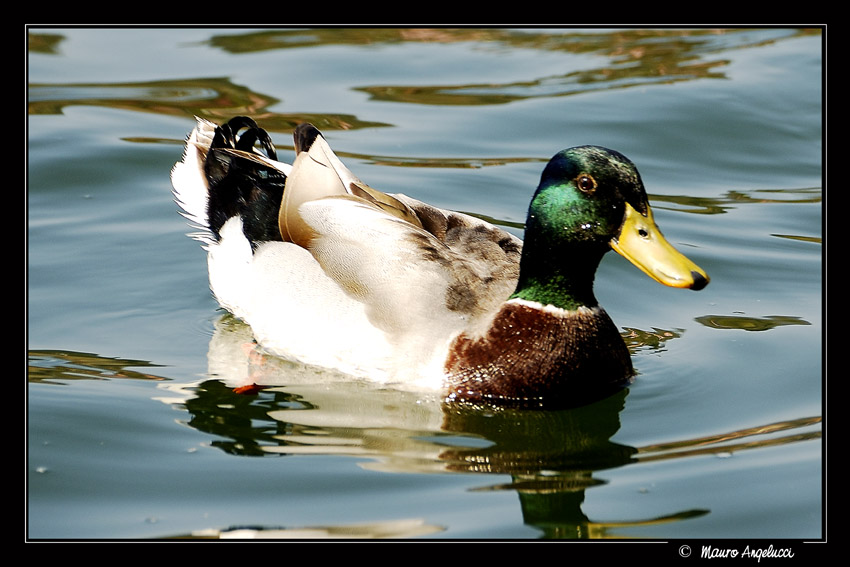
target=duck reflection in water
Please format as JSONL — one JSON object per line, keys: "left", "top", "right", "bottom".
{"left": 173, "top": 315, "right": 715, "bottom": 539}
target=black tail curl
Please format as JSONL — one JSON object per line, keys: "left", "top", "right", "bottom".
{"left": 204, "top": 117, "right": 287, "bottom": 248}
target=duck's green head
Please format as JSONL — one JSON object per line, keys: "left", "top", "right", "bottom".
{"left": 514, "top": 146, "right": 708, "bottom": 309}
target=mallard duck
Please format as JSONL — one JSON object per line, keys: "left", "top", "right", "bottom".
{"left": 172, "top": 116, "right": 708, "bottom": 409}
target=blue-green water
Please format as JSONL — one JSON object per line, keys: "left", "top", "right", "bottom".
{"left": 28, "top": 27, "right": 823, "bottom": 544}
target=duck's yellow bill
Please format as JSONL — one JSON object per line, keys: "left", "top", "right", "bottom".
{"left": 610, "top": 203, "right": 709, "bottom": 290}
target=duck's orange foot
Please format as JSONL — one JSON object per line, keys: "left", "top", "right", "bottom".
{"left": 233, "top": 383, "right": 268, "bottom": 395}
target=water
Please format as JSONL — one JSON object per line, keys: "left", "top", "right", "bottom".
{"left": 27, "top": 27, "right": 823, "bottom": 544}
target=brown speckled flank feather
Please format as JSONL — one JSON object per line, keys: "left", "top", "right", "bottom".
{"left": 445, "top": 301, "right": 633, "bottom": 408}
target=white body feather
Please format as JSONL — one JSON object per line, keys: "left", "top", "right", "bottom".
{"left": 172, "top": 118, "right": 518, "bottom": 390}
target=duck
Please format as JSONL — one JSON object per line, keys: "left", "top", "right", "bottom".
{"left": 171, "top": 116, "right": 709, "bottom": 409}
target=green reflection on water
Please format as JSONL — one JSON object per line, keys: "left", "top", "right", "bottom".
{"left": 695, "top": 314, "right": 811, "bottom": 331}
{"left": 28, "top": 27, "right": 820, "bottom": 124}
{"left": 27, "top": 349, "right": 165, "bottom": 384}
{"left": 27, "top": 77, "right": 390, "bottom": 134}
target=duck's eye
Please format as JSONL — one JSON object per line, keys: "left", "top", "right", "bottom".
{"left": 576, "top": 174, "right": 596, "bottom": 193}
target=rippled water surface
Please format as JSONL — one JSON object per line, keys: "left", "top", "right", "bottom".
{"left": 27, "top": 27, "right": 823, "bottom": 544}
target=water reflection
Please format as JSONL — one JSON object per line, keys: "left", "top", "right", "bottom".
{"left": 28, "top": 342, "right": 820, "bottom": 539}
{"left": 34, "top": 304, "right": 819, "bottom": 539}
{"left": 197, "top": 27, "right": 813, "bottom": 58}
{"left": 173, "top": 375, "right": 706, "bottom": 539}
{"left": 196, "top": 28, "right": 813, "bottom": 106}
{"left": 181, "top": 518, "right": 443, "bottom": 539}
{"left": 695, "top": 314, "right": 811, "bottom": 332}
{"left": 173, "top": 316, "right": 819, "bottom": 538}
{"left": 171, "top": 330, "right": 821, "bottom": 540}
{"left": 28, "top": 27, "right": 818, "bottom": 126}
{"left": 650, "top": 187, "right": 822, "bottom": 216}
{"left": 27, "top": 349, "right": 165, "bottom": 384}
{"left": 27, "top": 31, "right": 64, "bottom": 54}
{"left": 27, "top": 77, "right": 387, "bottom": 134}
